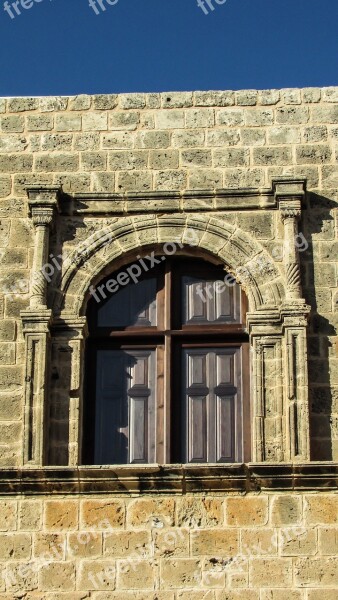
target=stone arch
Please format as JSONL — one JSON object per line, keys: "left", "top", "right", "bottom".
{"left": 53, "top": 214, "right": 286, "bottom": 317}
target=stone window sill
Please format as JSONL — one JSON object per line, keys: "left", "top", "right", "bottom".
{"left": 0, "top": 463, "right": 337, "bottom": 495}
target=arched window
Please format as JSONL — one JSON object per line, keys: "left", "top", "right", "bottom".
{"left": 83, "top": 256, "right": 250, "bottom": 465}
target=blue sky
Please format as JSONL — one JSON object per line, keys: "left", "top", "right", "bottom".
{"left": 0, "top": 0, "right": 337, "bottom": 96}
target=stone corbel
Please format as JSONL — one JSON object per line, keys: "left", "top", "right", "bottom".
{"left": 273, "top": 178, "right": 306, "bottom": 302}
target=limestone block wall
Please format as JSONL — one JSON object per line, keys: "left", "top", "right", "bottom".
{"left": 0, "top": 492, "right": 336, "bottom": 598}
{"left": 0, "top": 87, "right": 337, "bottom": 465}
{"left": 0, "top": 87, "right": 337, "bottom": 599}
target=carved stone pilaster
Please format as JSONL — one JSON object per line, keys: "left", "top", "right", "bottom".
{"left": 27, "top": 187, "right": 60, "bottom": 309}
{"left": 49, "top": 317, "right": 88, "bottom": 466}
{"left": 20, "top": 309, "right": 52, "bottom": 466}
{"left": 274, "top": 179, "right": 306, "bottom": 301}
{"left": 247, "top": 300, "right": 310, "bottom": 463}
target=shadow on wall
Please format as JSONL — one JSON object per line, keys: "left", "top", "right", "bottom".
{"left": 302, "top": 192, "right": 337, "bottom": 461}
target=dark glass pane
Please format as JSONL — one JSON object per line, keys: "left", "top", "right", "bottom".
{"left": 97, "top": 277, "right": 157, "bottom": 328}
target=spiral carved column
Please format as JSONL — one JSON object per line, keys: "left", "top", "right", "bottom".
{"left": 280, "top": 201, "right": 302, "bottom": 300}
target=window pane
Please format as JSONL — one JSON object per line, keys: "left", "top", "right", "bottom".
{"left": 97, "top": 277, "right": 157, "bottom": 328}
{"left": 94, "top": 349, "right": 156, "bottom": 464}
{"left": 182, "top": 276, "right": 241, "bottom": 325}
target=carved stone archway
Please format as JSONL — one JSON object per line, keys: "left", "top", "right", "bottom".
{"left": 21, "top": 179, "right": 311, "bottom": 467}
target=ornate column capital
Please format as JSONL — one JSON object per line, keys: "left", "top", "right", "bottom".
{"left": 279, "top": 200, "right": 302, "bottom": 222}
{"left": 27, "top": 186, "right": 61, "bottom": 227}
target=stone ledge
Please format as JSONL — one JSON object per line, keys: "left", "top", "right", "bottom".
{"left": 0, "top": 463, "right": 336, "bottom": 495}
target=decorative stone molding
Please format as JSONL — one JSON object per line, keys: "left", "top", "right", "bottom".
{"left": 0, "top": 463, "right": 336, "bottom": 495}
{"left": 21, "top": 178, "right": 312, "bottom": 468}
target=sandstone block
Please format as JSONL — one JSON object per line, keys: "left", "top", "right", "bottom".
{"left": 127, "top": 498, "right": 175, "bottom": 528}
{"left": 116, "top": 170, "right": 152, "bottom": 191}
{"left": 102, "top": 132, "right": 134, "bottom": 149}
{"left": 294, "top": 557, "right": 338, "bottom": 586}
{"left": 194, "top": 90, "right": 235, "bottom": 106}
{"left": 188, "top": 168, "right": 222, "bottom": 189}
{"left": 80, "top": 499, "right": 125, "bottom": 529}
{"left": 267, "top": 126, "right": 301, "bottom": 144}
{"left": 35, "top": 153, "right": 79, "bottom": 172}
{"left": 120, "top": 94, "right": 146, "bottom": 109}
{"left": 322, "top": 87, "right": 338, "bottom": 102}
{"left": 161, "top": 92, "right": 193, "bottom": 108}
{"left": 135, "top": 130, "right": 170, "bottom": 148}
{"left": 0, "top": 175, "right": 11, "bottom": 196}
{"left": 307, "top": 591, "right": 338, "bottom": 600}
{"left": 109, "top": 112, "right": 140, "bottom": 130}
{"left": 117, "top": 559, "right": 155, "bottom": 590}
{"left": 1, "top": 115, "right": 24, "bottom": 132}
{"left": 176, "top": 498, "right": 223, "bottom": 528}
{"left": 83, "top": 113, "right": 108, "bottom": 131}
{"left": 41, "top": 134, "right": 73, "bottom": 151}
{"left": 19, "top": 500, "right": 43, "bottom": 531}
{"left": 68, "top": 532, "right": 102, "bottom": 558}
{"left": 92, "top": 94, "right": 118, "bottom": 110}
{"left": 236, "top": 90, "right": 257, "bottom": 106}
{"left": 240, "top": 128, "right": 266, "bottom": 146}
{"left": 296, "top": 144, "right": 332, "bottom": 163}
{"left": 226, "top": 497, "right": 268, "bottom": 526}
{"left": 244, "top": 109, "right": 273, "bottom": 126}
{"left": 108, "top": 150, "right": 148, "bottom": 170}
{"left": 250, "top": 558, "right": 292, "bottom": 587}
{"left": 44, "top": 500, "right": 78, "bottom": 530}
{"left": 318, "top": 527, "right": 338, "bottom": 555}
{"left": 172, "top": 130, "right": 205, "bottom": 147}
{"left": 191, "top": 529, "right": 239, "bottom": 556}
{"left": 213, "top": 148, "right": 249, "bottom": 167}
{"left": 305, "top": 495, "right": 338, "bottom": 524}
{"left": 155, "top": 110, "right": 185, "bottom": 129}
{"left": 5, "top": 561, "right": 37, "bottom": 592}
{"left": 74, "top": 132, "right": 100, "bottom": 150}
{"left": 303, "top": 125, "right": 327, "bottom": 142}
{"left": 69, "top": 94, "right": 92, "bottom": 110}
{"left": 55, "top": 114, "right": 81, "bottom": 132}
{"left": 154, "top": 169, "right": 187, "bottom": 190}
{"left": 33, "top": 532, "right": 66, "bottom": 560}
{"left": 0, "top": 394, "right": 21, "bottom": 420}
{"left": 153, "top": 528, "right": 189, "bottom": 557}
{"left": 181, "top": 149, "right": 212, "bottom": 167}
{"left": 253, "top": 146, "right": 292, "bottom": 165}
{"left": 241, "top": 528, "right": 278, "bottom": 555}
{"left": 104, "top": 531, "right": 151, "bottom": 558}
{"left": 26, "top": 114, "right": 53, "bottom": 131}
{"left": 91, "top": 172, "right": 116, "bottom": 192}
{"left": 39, "top": 97, "right": 68, "bottom": 111}
{"left": 303, "top": 88, "right": 321, "bottom": 103}
{"left": 260, "top": 591, "right": 302, "bottom": 600}
{"left": 0, "top": 153, "right": 33, "bottom": 172}
{"left": 207, "top": 130, "right": 240, "bottom": 146}
{"left": 259, "top": 90, "right": 280, "bottom": 105}
{"left": 160, "top": 559, "right": 201, "bottom": 588}
{"left": 216, "top": 592, "right": 259, "bottom": 600}
{"left": 149, "top": 149, "right": 179, "bottom": 169}
{"left": 7, "top": 97, "right": 38, "bottom": 112}
{"left": 311, "top": 105, "right": 338, "bottom": 123}
{"left": 0, "top": 533, "right": 31, "bottom": 559}
{"left": 39, "top": 562, "right": 75, "bottom": 592}
{"left": 216, "top": 109, "right": 244, "bottom": 126}
{"left": 146, "top": 93, "right": 161, "bottom": 108}
{"left": 280, "top": 527, "right": 317, "bottom": 555}
{"left": 81, "top": 152, "right": 107, "bottom": 171}
{"left": 185, "top": 109, "right": 215, "bottom": 128}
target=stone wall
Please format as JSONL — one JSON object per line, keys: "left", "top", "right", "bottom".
{"left": 0, "top": 492, "right": 337, "bottom": 598}
{"left": 0, "top": 88, "right": 337, "bottom": 597}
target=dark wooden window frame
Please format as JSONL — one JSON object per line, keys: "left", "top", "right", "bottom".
{"left": 83, "top": 257, "right": 250, "bottom": 465}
